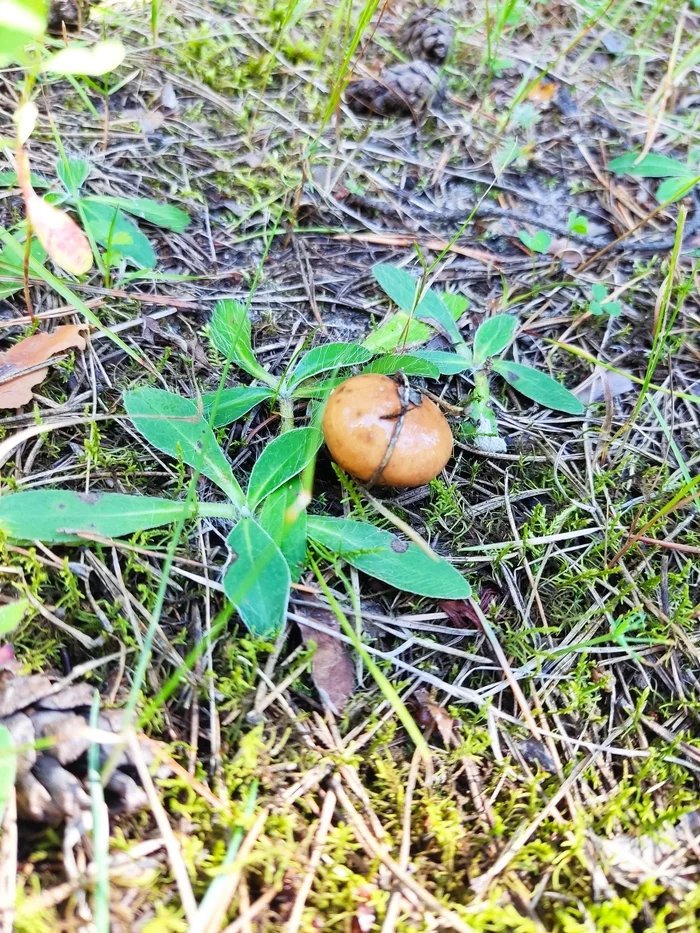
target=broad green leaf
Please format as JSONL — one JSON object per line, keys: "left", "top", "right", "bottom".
{"left": 567, "top": 211, "right": 589, "bottom": 235}
{"left": 473, "top": 314, "right": 518, "bottom": 365}
{"left": 0, "top": 726, "right": 16, "bottom": 824}
{"left": 372, "top": 263, "right": 417, "bottom": 311}
{"left": 415, "top": 289, "right": 463, "bottom": 346}
{"left": 591, "top": 283, "right": 607, "bottom": 301}
{"left": 80, "top": 200, "right": 155, "bottom": 268}
{"left": 0, "top": 490, "right": 190, "bottom": 544}
{"left": 286, "top": 342, "right": 371, "bottom": 389}
{"left": 0, "top": 170, "right": 49, "bottom": 189}
{"left": 224, "top": 518, "right": 290, "bottom": 636}
{"left": 124, "top": 388, "right": 245, "bottom": 505}
{"left": 86, "top": 195, "right": 189, "bottom": 233}
{"left": 363, "top": 313, "right": 433, "bottom": 353}
{"left": 362, "top": 354, "right": 440, "bottom": 378}
{"left": 42, "top": 39, "right": 125, "bottom": 76}
{"left": 202, "top": 386, "right": 273, "bottom": 427}
{"left": 258, "top": 478, "right": 307, "bottom": 582}
{"left": 518, "top": 230, "right": 551, "bottom": 254}
{"left": 656, "top": 176, "right": 698, "bottom": 204}
{"left": 57, "top": 157, "right": 90, "bottom": 195}
{"left": 307, "top": 516, "right": 472, "bottom": 599}
{"left": 372, "top": 264, "right": 463, "bottom": 345}
{"left": 412, "top": 349, "right": 473, "bottom": 375}
{"left": 210, "top": 299, "right": 272, "bottom": 384}
{"left": 247, "top": 427, "right": 322, "bottom": 509}
{"left": 608, "top": 151, "right": 693, "bottom": 178}
{"left": 441, "top": 292, "right": 469, "bottom": 320}
{"left": 492, "top": 359, "right": 584, "bottom": 414}
{"left": 0, "top": 0, "right": 46, "bottom": 66}
{"left": 0, "top": 599, "right": 29, "bottom": 637}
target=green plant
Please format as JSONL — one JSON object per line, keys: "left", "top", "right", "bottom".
{"left": 518, "top": 229, "right": 552, "bottom": 254}
{"left": 608, "top": 150, "right": 700, "bottom": 204}
{"left": 567, "top": 211, "right": 589, "bottom": 235}
{"left": 589, "top": 283, "right": 622, "bottom": 317}
{"left": 367, "top": 263, "right": 583, "bottom": 451}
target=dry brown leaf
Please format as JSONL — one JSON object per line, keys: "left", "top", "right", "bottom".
{"left": 296, "top": 599, "right": 354, "bottom": 714}
{"left": 0, "top": 324, "right": 87, "bottom": 409}
{"left": 527, "top": 78, "right": 557, "bottom": 102}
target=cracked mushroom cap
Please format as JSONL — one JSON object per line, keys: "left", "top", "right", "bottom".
{"left": 322, "top": 374, "right": 453, "bottom": 487}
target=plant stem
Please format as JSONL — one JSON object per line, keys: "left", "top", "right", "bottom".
{"left": 473, "top": 369, "right": 490, "bottom": 405}
{"left": 279, "top": 395, "right": 295, "bottom": 433}
{"left": 195, "top": 502, "right": 240, "bottom": 521}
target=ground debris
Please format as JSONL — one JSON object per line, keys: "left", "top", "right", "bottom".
{"left": 345, "top": 61, "right": 441, "bottom": 117}
{"left": 398, "top": 7, "right": 454, "bottom": 63}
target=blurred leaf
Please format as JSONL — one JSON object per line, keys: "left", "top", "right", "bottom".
{"left": 124, "top": 387, "right": 245, "bottom": 505}
{"left": 591, "top": 283, "right": 608, "bottom": 301}
{"left": 42, "top": 39, "right": 125, "bottom": 76}
{"left": 0, "top": 490, "right": 190, "bottom": 543}
{"left": 0, "top": 170, "right": 48, "bottom": 189}
{"left": 80, "top": 200, "right": 155, "bottom": 268}
{"left": 0, "top": 599, "right": 29, "bottom": 637}
{"left": 492, "top": 359, "right": 584, "bottom": 414}
{"left": 608, "top": 151, "right": 693, "bottom": 178}
{"left": 224, "top": 518, "right": 290, "bottom": 637}
{"left": 441, "top": 292, "right": 469, "bottom": 319}
{"left": 247, "top": 427, "right": 322, "bottom": 509}
{"left": 308, "top": 516, "right": 472, "bottom": 598}
{"left": 567, "top": 211, "right": 589, "bottom": 235}
{"left": 210, "top": 299, "right": 272, "bottom": 384}
{"left": 412, "top": 349, "right": 473, "bottom": 375}
{"left": 57, "top": 157, "right": 90, "bottom": 195}
{"left": 0, "top": 725, "right": 16, "bottom": 824}
{"left": 286, "top": 342, "right": 371, "bottom": 389}
{"left": 362, "top": 353, "right": 440, "bottom": 378}
{"left": 0, "top": 238, "right": 47, "bottom": 298}
{"left": 86, "top": 195, "right": 189, "bottom": 232}
{"left": 258, "top": 477, "right": 307, "bottom": 582}
{"left": 0, "top": 0, "right": 47, "bottom": 66}
{"left": 202, "top": 386, "right": 273, "bottom": 427}
{"left": 473, "top": 314, "right": 518, "bottom": 365}
{"left": 518, "top": 230, "right": 551, "bottom": 253}
{"left": 656, "top": 176, "right": 697, "bottom": 204}
{"left": 13, "top": 101, "right": 38, "bottom": 146}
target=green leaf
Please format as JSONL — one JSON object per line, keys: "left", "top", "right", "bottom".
{"left": 286, "top": 342, "right": 371, "bottom": 389}
{"left": 473, "top": 315, "right": 518, "bottom": 365}
{"left": 257, "top": 477, "right": 307, "bottom": 582}
{"left": 0, "top": 490, "right": 190, "bottom": 543}
{"left": 372, "top": 263, "right": 417, "bottom": 311}
{"left": 363, "top": 313, "right": 433, "bottom": 353}
{"left": 567, "top": 211, "right": 589, "bottom": 235}
{"left": 210, "top": 299, "right": 272, "bottom": 384}
{"left": 202, "top": 386, "right": 273, "bottom": 428}
{"left": 518, "top": 230, "right": 552, "bottom": 253}
{"left": 224, "top": 518, "right": 290, "bottom": 636}
{"left": 85, "top": 195, "right": 189, "bottom": 232}
{"left": 441, "top": 292, "right": 469, "bottom": 320}
{"left": 247, "top": 427, "right": 322, "bottom": 509}
{"left": 362, "top": 354, "right": 440, "bottom": 378}
{"left": 79, "top": 200, "right": 155, "bottom": 268}
{"left": 372, "top": 264, "right": 463, "bottom": 345}
{"left": 0, "top": 726, "right": 16, "bottom": 824}
{"left": 41, "top": 39, "right": 125, "bottom": 76}
{"left": 492, "top": 360, "right": 584, "bottom": 414}
{"left": 307, "top": 516, "right": 472, "bottom": 599}
{"left": 57, "top": 157, "right": 90, "bottom": 195}
{"left": 0, "top": 0, "right": 47, "bottom": 66}
{"left": 412, "top": 349, "right": 473, "bottom": 375}
{"left": 608, "top": 151, "right": 694, "bottom": 178}
{"left": 0, "top": 599, "right": 29, "bottom": 637}
{"left": 656, "top": 176, "right": 698, "bottom": 204}
{"left": 291, "top": 376, "right": 345, "bottom": 399}
{"left": 591, "top": 283, "right": 607, "bottom": 301}
{"left": 0, "top": 170, "right": 49, "bottom": 189}
{"left": 124, "top": 388, "right": 245, "bottom": 505}
{"left": 0, "top": 239, "right": 46, "bottom": 298}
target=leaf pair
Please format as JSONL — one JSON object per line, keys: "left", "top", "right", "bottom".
{"left": 609, "top": 151, "right": 699, "bottom": 204}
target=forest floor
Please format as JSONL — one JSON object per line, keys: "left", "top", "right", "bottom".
{"left": 1, "top": 0, "right": 700, "bottom": 930}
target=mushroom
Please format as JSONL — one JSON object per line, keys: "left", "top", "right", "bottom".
{"left": 321, "top": 374, "right": 453, "bottom": 487}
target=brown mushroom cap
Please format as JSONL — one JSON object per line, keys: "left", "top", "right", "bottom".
{"left": 321, "top": 374, "right": 453, "bottom": 487}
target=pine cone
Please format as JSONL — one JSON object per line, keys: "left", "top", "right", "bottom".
{"left": 346, "top": 61, "right": 441, "bottom": 117}
{"left": 47, "top": 0, "right": 88, "bottom": 32}
{"left": 0, "top": 668, "right": 156, "bottom": 825}
{"left": 399, "top": 8, "right": 454, "bottom": 63}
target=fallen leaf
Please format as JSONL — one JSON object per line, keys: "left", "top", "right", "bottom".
{"left": 296, "top": 599, "right": 354, "bottom": 714}
{"left": 441, "top": 585, "right": 500, "bottom": 629}
{"left": 160, "top": 82, "right": 178, "bottom": 111}
{"left": 16, "top": 150, "right": 92, "bottom": 276}
{"left": 527, "top": 78, "right": 556, "bottom": 102}
{"left": 0, "top": 324, "right": 87, "bottom": 409}
{"left": 413, "top": 689, "right": 455, "bottom": 745}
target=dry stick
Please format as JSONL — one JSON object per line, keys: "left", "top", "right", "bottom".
{"left": 220, "top": 885, "right": 281, "bottom": 933}
{"left": 380, "top": 750, "right": 421, "bottom": 933}
{"left": 467, "top": 598, "right": 543, "bottom": 740}
{"left": 127, "top": 733, "right": 198, "bottom": 925}
{"left": 286, "top": 789, "right": 337, "bottom": 933}
{"left": 332, "top": 779, "right": 477, "bottom": 933}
